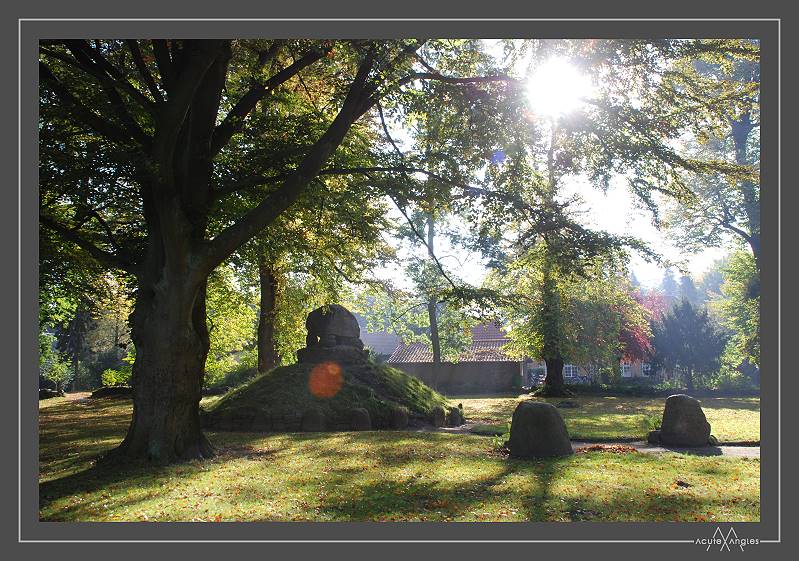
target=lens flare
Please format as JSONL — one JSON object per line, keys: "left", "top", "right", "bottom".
{"left": 308, "top": 361, "right": 344, "bottom": 399}
{"left": 526, "top": 56, "right": 594, "bottom": 118}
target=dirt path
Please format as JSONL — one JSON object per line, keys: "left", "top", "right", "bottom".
{"left": 571, "top": 440, "right": 760, "bottom": 458}
{"left": 428, "top": 423, "right": 760, "bottom": 458}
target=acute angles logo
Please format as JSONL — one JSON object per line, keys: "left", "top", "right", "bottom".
{"left": 695, "top": 526, "right": 760, "bottom": 551}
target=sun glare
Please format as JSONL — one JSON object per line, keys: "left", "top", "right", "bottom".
{"left": 526, "top": 57, "right": 594, "bottom": 118}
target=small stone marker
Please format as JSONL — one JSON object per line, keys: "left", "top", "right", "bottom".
{"left": 89, "top": 385, "right": 133, "bottom": 399}
{"left": 447, "top": 406, "right": 463, "bottom": 426}
{"left": 556, "top": 400, "right": 580, "bottom": 409}
{"left": 431, "top": 405, "right": 446, "bottom": 427}
{"left": 507, "top": 401, "right": 573, "bottom": 458}
{"left": 659, "top": 394, "right": 712, "bottom": 446}
{"left": 301, "top": 408, "right": 326, "bottom": 432}
{"left": 350, "top": 407, "right": 372, "bottom": 431}
{"left": 390, "top": 406, "right": 409, "bottom": 429}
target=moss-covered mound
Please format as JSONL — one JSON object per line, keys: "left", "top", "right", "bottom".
{"left": 200, "top": 361, "right": 452, "bottom": 432}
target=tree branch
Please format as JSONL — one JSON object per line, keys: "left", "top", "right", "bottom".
{"left": 60, "top": 42, "right": 152, "bottom": 146}
{"left": 153, "top": 40, "right": 228, "bottom": 174}
{"left": 151, "top": 40, "right": 175, "bottom": 94}
{"left": 65, "top": 40, "right": 156, "bottom": 111}
{"left": 126, "top": 39, "right": 164, "bottom": 103}
{"left": 40, "top": 215, "right": 137, "bottom": 274}
{"left": 201, "top": 49, "right": 378, "bottom": 275}
{"left": 256, "top": 40, "right": 286, "bottom": 70}
{"left": 394, "top": 71, "right": 520, "bottom": 89}
{"left": 210, "top": 47, "right": 328, "bottom": 156}
{"left": 39, "top": 61, "right": 139, "bottom": 145}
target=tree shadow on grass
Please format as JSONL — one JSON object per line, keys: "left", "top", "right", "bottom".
{"left": 309, "top": 464, "right": 519, "bottom": 521}
{"left": 699, "top": 397, "right": 760, "bottom": 412}
{"left": 558, "top": 487, "right": 752, "bottom": 522}
{"left": 39, "top": 441, "right": 289, "bottom": 521}
{"left": 39, "top": 460, "right": 172, "bottom": 520}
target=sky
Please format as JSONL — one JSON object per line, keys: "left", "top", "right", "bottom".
{"left": 371, "top": 39, "right": 734, "bottom": 292}
{"left": 558, "top": 175, "right": 729, "bottom": 287}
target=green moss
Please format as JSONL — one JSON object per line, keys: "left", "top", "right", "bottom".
{"left": 201, "top": 362, "right": 450, "bottom": 431}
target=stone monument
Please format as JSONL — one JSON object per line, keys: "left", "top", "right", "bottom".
{"left": 296, "top": 304, "right": 369, "bottom": 364}
{"left": 506, "top": 401, "right": 574, "bottom": 458}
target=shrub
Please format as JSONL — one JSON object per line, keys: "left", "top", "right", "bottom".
{"left": 642, "top": 413, "right": 661, "bottom": 432}
{"left": 72, "top": 363, "right": 96, "bottom": 391}
{"left": 204, "top": 349, "right": 258, "bottom": 391}
{"left": 39, "top": 332, "right": 73, "bottom": 392}
{"left": 101, "top": 367, "right": 131, "bottom": 387}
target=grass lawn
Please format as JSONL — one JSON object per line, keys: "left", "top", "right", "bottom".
{"left": 455, "top": 394, "right": 760, "bottom": 443}
{"left": 39, "top": 395, "right": 759, "bottom": 522}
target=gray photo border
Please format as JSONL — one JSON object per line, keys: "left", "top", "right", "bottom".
{"left": 6, "top": 2, "right": 788, "bottom": 553}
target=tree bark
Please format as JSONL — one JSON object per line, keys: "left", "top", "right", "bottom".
{"left": 684, "top": 368, "right": 694, "bottom": 393}
{"left": 107, "top": 274, "right": 213, "bottom": 464}
{"left": 543, "top": 356, "right": 565, "bottom": 389}
{"left": 730, "top": 111, "right": 761, "bottom": 274}
{"left": 425, "top": 212, "right": 442, "bottom": 388}
{"left": 257, "top": 256, "right": 281, "bottom": 374}
{"left": 426, "top": 213, "right": 442, "bottom": 365}
{"left": 45, "top": 42, "right": 383, "bottom": 464}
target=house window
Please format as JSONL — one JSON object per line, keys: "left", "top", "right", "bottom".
{"left": 621, "top": 362, "right": 632, "bottom": 378}
{"left": 564, "top": 364, "right": 580, "bottom": 378}
{"left": 642, "top": 363, "right": 652, "bottom": 375}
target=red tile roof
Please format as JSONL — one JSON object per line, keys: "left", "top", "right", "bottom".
{"left": 470, "top": 322, "right": 507, "bottom": 340}
{"left": 387, "top": 323, "right": 515, "bottom": 363}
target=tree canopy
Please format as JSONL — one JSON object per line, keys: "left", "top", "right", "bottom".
{"left": 38, "top": 38, "right": 760, "bottom": 462}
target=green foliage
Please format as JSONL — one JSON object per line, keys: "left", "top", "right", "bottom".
{"left": 642, "top": 413, "right": 661, "bottom": 432}
{"left": 350, "top": 284, "right": 477, "bottom": 363}
{"left": 714, "top": 249, "right": 759, "bottom": 369}
{"left": 39, "top": 332, "right": 73, "bottom": 391}
{"left": 100, "top": 344, "right": 134, "bottom": 387}
{"left": 496, "top": 254, "right": 650, "bottom": 381}
{"left": 101, "top": 368, "right": 130, "bottom": 387}
{"left": 204, "top": 266, "right": 258, "bottom": 385}
{"left": 204, "top": 355, "right": 259, "bottom": 391}
{"left": 651, "top": 300, "right": 728, "bottom": 389}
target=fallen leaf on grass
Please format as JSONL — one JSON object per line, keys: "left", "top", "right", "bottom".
{"left": 576, "top": 445, "right": 638, "bottom": 454}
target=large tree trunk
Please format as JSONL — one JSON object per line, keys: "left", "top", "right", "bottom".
{"left": 425, "top": 212, "right": 442, "bottom": 388}
{"left": 427, "top": 300, "right": 441, "bottom": 365}
{"left": 543, "top": 356, "right": 565, "bottom": 389}
{"left": 684, "top": 368, "right": 694, "bottom": 393}
{"left": 731, "top": 110, "right": 761, "bottom": 275}
{"left": 108, "top": 275, "right": 213, "bottom": 464}
{"left": 99, "top": 41, "right": 377, "bottom": 464}
{"left": 257, "top": 257, "right": 280, "bottom": 374}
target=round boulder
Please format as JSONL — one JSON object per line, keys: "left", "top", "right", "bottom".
{"left": 447, "top": 406, "right": 463, "bottom": 426}
{"left": 350, "top": 408, "right": 372, "bottom": 431}
{"left": 305, "top": 304, "right": 361, "bottom": 346}
{"left": 431, "top": 405, "right": 446, "bottom": 427}
{"left": 301, "top": 408, "right": 326, "bottom": 432}
{"left": 507, "top": 401, "right": 573, "bottom": 458}
{"left": 90, "top": 385, "right": 133, "bottom": 399}
{"left": 659, "top": 394, "right": 711, "bottom": 447}
{"left": 556, "top": 400, "right": 580, "bottom": 409}
{"left": 390, "top": 406, "right": 409, "bottom": 429}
